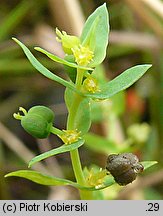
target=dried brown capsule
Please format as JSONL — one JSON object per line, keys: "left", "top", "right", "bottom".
{"left": 106, "top": 153, "right": 144, "bottom": 185}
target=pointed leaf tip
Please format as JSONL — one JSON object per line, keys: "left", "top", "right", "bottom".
{"left": 12, "top": 37, "right": 20, "bottom": 44}
{"left": 142, "top": 161, "right": 158, "bottom": 170}
{"left": 11, "top": 38, "right": 81, "bottom": 94}
{"left": 85, "top": 64, "right": 152, "bottom": 99}
{"left": 35, "top": 46, "right": 94, "bottom": 71}
{"left": 4, "top": 170, "right": 115, "bottom": 190}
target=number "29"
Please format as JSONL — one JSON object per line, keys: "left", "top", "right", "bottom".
{"left": 147, "top": 203, "right": 159, "bottom": 211}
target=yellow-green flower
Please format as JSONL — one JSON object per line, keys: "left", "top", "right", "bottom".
{"left": 58, "top": 129, "right": 81, "bottom": 144}
{"left": 83, "top": 76, "right": 100, "bottom": 93}
{"left": 56, "top": 28, "right": 80, "bottom": 54}
{"left": 72, "top": 45, "right": 94, "bottom": 66}
{"left": 86, "top": 168, "right": 107, "bottom": 188}
{"left": 13, "top": 107, "right": 27, "bottom": 120}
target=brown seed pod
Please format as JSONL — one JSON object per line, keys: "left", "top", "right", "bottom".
{"left": 106, "top": 153, "right": 144, "bottom": 185}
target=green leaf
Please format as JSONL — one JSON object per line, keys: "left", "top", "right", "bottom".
{"left": 5, "top": 162, "right": 157, "bottom": 190}
{"left": 64, "top": 87, "right": 74, "bottom": 112}
{"left": 5, "top": 170, "right": 115, "bottom": 191}
{"left": 85, "top": 64, "right": 152, "bottom": 99}
{"left": 35, "top": 47, "right": 94, "bottom": 71}
{"left": 84, "top": 132, "right": 119, "bottom": 154}
{"left": 141, "top": 161, "right": 158, "bottom": 170}
{"left": 5, "top": 170, "right": 73, "bottom": 186}
{"left": 28, "top": 139, "right": 84, "bottom": 168}
{"left": 73, "top": 98, "right": 91, "bottom": 135}
{"left": 64, "top": 55, "right": 77, "bottom": 83}
{"left": 65, "top": 88, "right": 91, "bottom": 135}
{"left": 81, "top": 16, "right": 99, "bottom": 52}
{"left": 81, "top": 3, "right": 109, "bottom": 67}
{"left": 12, "top": 38, "right": 79, "bottom": 93}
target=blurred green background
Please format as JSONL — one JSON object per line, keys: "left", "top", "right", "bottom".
{"left": 0, "top": 0, "right": 163, "bottom": 200}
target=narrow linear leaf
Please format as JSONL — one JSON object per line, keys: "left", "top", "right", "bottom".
{"left": 85, "top": 64, "right": 152, "bottom": 99}
{"left": 5, "top": 162, "right": 157, "bottom": 191}
{"left": 5, "top": 170, "right": 72, "bottom": 186}
{"left": 12, "top": 38, "right": 79, "bottom": 93}
{"left": 5, "top": 170, "right": 115, "bottom": 191}
{"left": 35, "top": 47, "right": 93, "bottom": 71}
{"left": 29, "top": 139, "right": 84, "bottom": 168}
{"left": 141, "top": 161, "right": 158, "bottom": 170}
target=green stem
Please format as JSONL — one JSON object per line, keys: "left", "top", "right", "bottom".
{"left": 67, "top": 93, "right": 82, "bottom": 129}
{"left": 67, "top": 68, "right": 92, "bottom": 199}
{"left": 75, "top": 69, "right": 84, "bottom": 90}
{"left": 67, "top": 69, "right": 84, "bottom": 129}
{"left": 50, "top": 126, "right": 63, "bottom": 136}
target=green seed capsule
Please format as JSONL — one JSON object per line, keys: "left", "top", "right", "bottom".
{"left": 21, "top": 113, "right": 52, "bottom": 139}
{"left": 13, "top": 106, "right": 55, "bottom": 139}
{"left": 28, "top": 106, "right": 54, "bottom": 123}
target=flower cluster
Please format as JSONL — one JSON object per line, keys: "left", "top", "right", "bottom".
{"left": 58, "top": 129, "right": 81, "bottom": 144}
{"left": 56, "top": 28, "right": 100, "bottom": 93}
{"left": 85, "top": 167, "right": 107, "bottom": 189}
